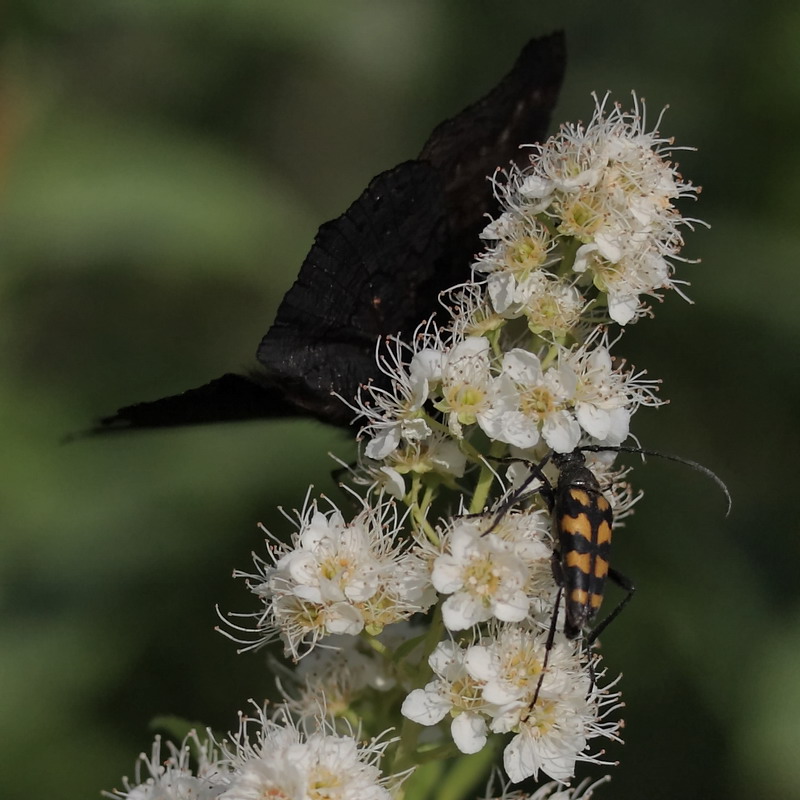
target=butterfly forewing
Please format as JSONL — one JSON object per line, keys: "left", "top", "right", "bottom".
{"left": 256, "top": 161, "right": 449, "bottom": 421}
{"left": 91, "top": 33, "right": 566, "bottom": 433}
{"left": 419, "top": 33, "right": 565, "bottom": 286}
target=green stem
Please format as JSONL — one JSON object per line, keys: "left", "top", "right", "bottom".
{"left": 557, "top": 234, "right": 580, "bottom": 275}
{"left": 363, "top": 631, "right": 389, "bottom": 657}
{"left": 408, "top": 473, "right": 422, "bottom": 514}
{"left": 540, "top": 343, "right": 560, "bottom": 370}
{"left": 436, "top": 737, "right": 501, "bottom": 800}
{"left": 420, "top": 603, "right": 444, "bottom": 663}
{"left": 408, "top": 473, "right": 438, "bottom": 542}
{"left": 487, "top": 326, "right": 504, "bottom": 360}
{"left": 459, "top": 436, "right": 487, "bottom": 467}
{"left": 389, "top": 604, "right": 444, "bottom": 777}
{"left": 469, "top": 439, "right": 507, "bottom": 514}
{"left": 415, "top": 482, "right": 439, "bottom": 544}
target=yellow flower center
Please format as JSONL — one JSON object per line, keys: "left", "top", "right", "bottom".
{"left": 557, "top": 190, "right": 606, "bottom": 241}
{"left": 506, "top": 235, "right": 548, "bottom": 276}
{"left": 463, "top": 556, "right": 501, "bottom": 600}
{"left": 519, "top": 386, "right": 556, "bottom": 418}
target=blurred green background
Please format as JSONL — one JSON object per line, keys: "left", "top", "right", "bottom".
{"left": 2, "top": 1, "right": 798, "bottom": 798}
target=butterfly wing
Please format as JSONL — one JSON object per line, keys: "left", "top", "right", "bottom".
{"left": 419, "top": 31, "right": 566, "bottom": 290}
{"left": 95, "top": 373, "right": 297, "bottom": 431}
{"left": 92, "top": 33, "right": 566, "bottom": 433}
{"left": 93, "top": 162, "right": 448, "bottom": 432}
{"left": 256, "top": 160, "right": 449, "bottom": 425}
{"left": 255, "top": 32, "right": 566, "bottom": 422}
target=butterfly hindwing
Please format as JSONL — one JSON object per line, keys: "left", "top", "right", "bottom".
{"left": 95, "top": 373, "right": 297, "bottom": 431}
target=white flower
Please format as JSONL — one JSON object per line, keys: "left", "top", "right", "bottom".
{"left": 476, "top": 212, "right": 556, "bottom": 314}
{"left": 434, "top": 336, "right": 503, "bottom": 439}
{"left": 400, "top": 623, "right": 621, "bottom": 784}
{"left": 480, "top": 92, "right": 701, "bottom": 326}
{"left": 502, "top": 664, "right": 623, "bottom": 785}
{"left": 574, "top": 241, "right": 672, "bottom": 325}
{"left": 517, "top": 272, "right": 585, "bottom": 337}
{"left": 399, "top": 618, "right": 622, "bottom": 787}
{"left": 444, "top": 280, "right": 507, "bottom": 340}
{"left": 376, "top": 465, "right": 407, "bottom": 499}
{"left": 281, "top": 624, "right": 423, "bottom": 722}
{"left": 432, "top": 520, "right": 531, "bottom": 630}
{"left": 350, "top": 322, "right": 446, "bottom": 460}
{"left": 564, "top": 335, "right": 662, "bottom": 445}
{"left": 105, "top": 732, "right": 225, "bottom": 800}
{"left": 479, "top": 774, "right": 611, "bottom": 800}
{"left": 584, "top": 456, "right": 642, "bottom": 522}
{"left": 494, "top": 349, "right": 581, "bottom": 453}
{"left": 230, "top": 494, "right": 431, "bottom": 659}
{"left": 471, "top": 507, "right": 553, "bottom": 567}
{"left": 384, "top": 434, "right": 468, "bottom": 481}
{"left": 338, "top": 432, "right": 467, "bottom": 500}
{"left": 503, "top": 691, "right": 591, "bottom": 784}
{"left": 464, "top": 624, "right": 576, "bottom": 709}
{"left": 217, "top": 705, "right": 395, "bottom": 800}
{"left": 552, "top": 95, "right": 698, "bottom": 323}
{"left": 401, "top": 640, "right": 491, "bottom": 754}
{"left": 526, "top": 777, "right": 612, "bottom": 800}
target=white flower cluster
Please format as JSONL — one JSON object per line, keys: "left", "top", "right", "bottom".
{"left": 230, "top": 494, "right": 434, "bottom": 659}
{"left": 402, "top": 514, "right": 622, "bottom": 783}
{"left": 105, "top": 732, "right": 221, "bottom": 800}
{"left": 106, "top": 709, "right": 397, "bottom": 800}
{"left": 203, "top": 95, "right": 701, "bottom": 797}
{"left": 277, "top": 624, "right": 420, "bottom": 726}
{"left": 356, "top": 327, "right": 660, "bottom": 478}
{"left": 232, "top": 495, "right": 622, "bottom": 783}
{"left": 476, "top": 94, "right": 698, "bottom": 326}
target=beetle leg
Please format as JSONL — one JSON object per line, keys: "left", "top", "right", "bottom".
{"left": 585, "top": 567, "right": 636, "bottom": 647}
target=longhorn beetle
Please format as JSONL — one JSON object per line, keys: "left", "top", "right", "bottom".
{"left": 488, "top": 444, "right": 731, "bottom": 705}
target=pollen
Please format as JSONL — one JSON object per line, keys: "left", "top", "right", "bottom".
{"left": 445, "top": 384, "right": 488, "bottom": 422}
{"left": 526, "top": 698, "right": 557, "bottom": 733}
{"left": 463, "top": 558, "right": 502, "bottom": 598}
{"left": 556, "top": 190, "right": 607, "bottom": 241}
{"left": 509, "top": 650, "right": 545, "bottom": 686}
{"left": 449, "top": 674, "right": 486, "bottom": 710}
{"left": 519, "top": 385, "right": 557, "bottom": 417}
{"left": 506, "top": 235, "right": 548, "bottom": 275}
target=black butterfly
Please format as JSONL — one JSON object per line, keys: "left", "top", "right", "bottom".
{"left": 95, "top": 33, "right": 566, "bottom": 433}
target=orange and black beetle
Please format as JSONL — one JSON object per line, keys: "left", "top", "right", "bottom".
{"left": 500, "top": 445, "right": 729, "bottom": 642}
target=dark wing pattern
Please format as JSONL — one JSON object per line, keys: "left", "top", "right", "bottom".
{"left": 419, "top": 33, "right": 566, "bottom": 291}
{"left": 256, "top": 160, "right": 448, "bottom": 425}
{"left": 93, "top": 33, "right": 566, "bottom": 434}
{"left": 95, "top": 373, "right": 298, "bottom": 430}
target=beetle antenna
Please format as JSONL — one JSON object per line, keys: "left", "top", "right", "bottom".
{"left": 578, "top": 445, "right": 732, "bottom": 516}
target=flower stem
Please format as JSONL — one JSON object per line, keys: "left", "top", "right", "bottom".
{"left": 469, "top": 440, "right": 507, "bottom": 514}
